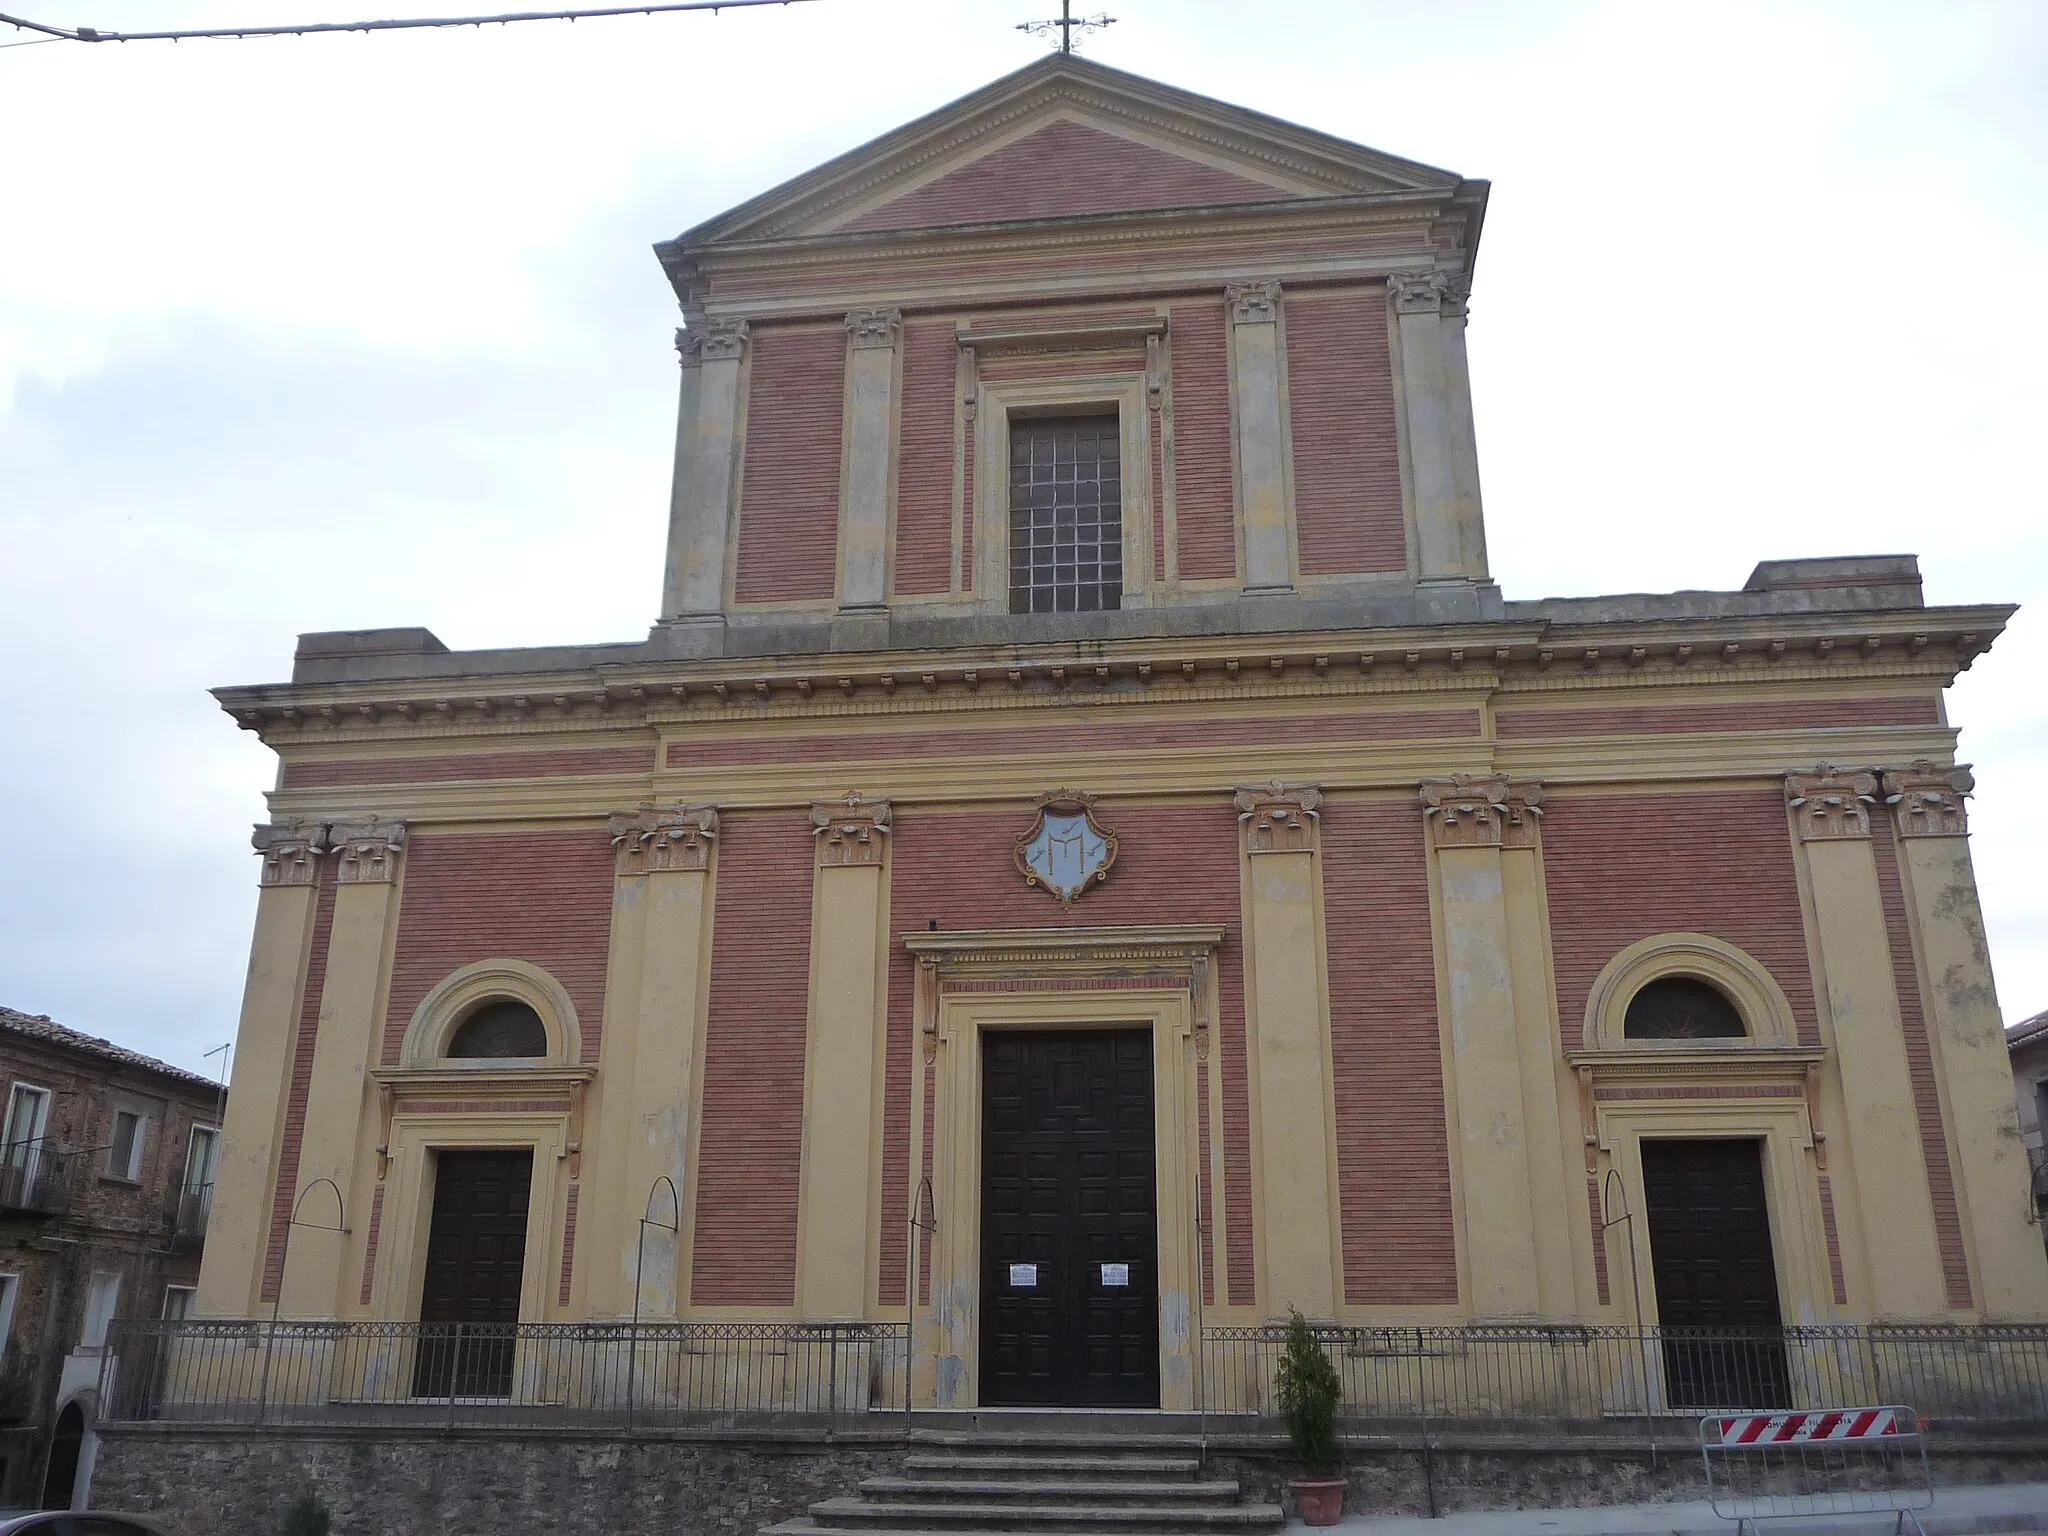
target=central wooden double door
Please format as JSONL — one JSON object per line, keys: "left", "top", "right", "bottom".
{"left": 413, "top": 1147, "right": 532, "bottom": 1399}
{"left": 979, "top": 1029, "right": 1160, "bottom": 1407}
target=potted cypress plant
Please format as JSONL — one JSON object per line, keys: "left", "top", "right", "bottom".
{"left": 1274, "top": 1307, "right": 1346, "bottom": 1526}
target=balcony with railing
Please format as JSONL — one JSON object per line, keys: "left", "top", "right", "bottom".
{"left": 171, "top": 1180, "right": 213, "bottom": 1249}
{"left": 0, "top": 1138, "right": 73, "bottom": 1216}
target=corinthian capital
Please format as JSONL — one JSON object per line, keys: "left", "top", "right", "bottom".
{"left": 845, "top": 307, "right": 902, "bottom": 350}
{"left": 1420, "top": 775, "right": 1544, "bottom": 850}
{"left": 1786, "top": 765, "right": 1879, "bottom": 842}
{"left": 1233, "top": 780, "right": 1322, "bottom": 855}
{"left": 328, "top": 818, "right": 407, "bottom": 884}
{"left": 252, "top": 821, "right": 327, "bottom": 888}
{"left": 1883, "top": 760, "right": 1974, "bottom": 839}
{"left": 679, "top": 318, "right": 748, "bottom": 363}
{"left": 1390, "top": 271, "right": 1449, "bottom": 315}
{"left": 609, "top": 803, "right": 718, "bottom": 875}
{"left": 1225, "top": 280, "right": 1280, "bottom": 325}
{"left": 812, "top": 792, "right": 891, "bottom": 869}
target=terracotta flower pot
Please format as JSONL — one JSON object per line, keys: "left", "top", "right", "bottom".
{"left": 1291, "top": 1476, "right": 1346, "bottom": 1527}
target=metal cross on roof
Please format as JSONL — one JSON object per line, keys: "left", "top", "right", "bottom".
{"left": 1017, "top": 0, "right": 1114, "bottom": 54}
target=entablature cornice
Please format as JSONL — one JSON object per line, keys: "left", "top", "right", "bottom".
{"left": 219, "top": 605, "right": 1998, "bottom": 750}
{"left": 1563, "top": 1047, "right": 1827, "bottom": 1085}
{"left": 904, "top": 923, "right": 1226, "bottom": 977}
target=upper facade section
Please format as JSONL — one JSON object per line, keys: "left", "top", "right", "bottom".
{"left": 654, "top": 55, "right": 1493, "bottom": 656}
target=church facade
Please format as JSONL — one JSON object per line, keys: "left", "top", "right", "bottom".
{"left": 196, "top": 55, "right": 2045, "bottom": 1413}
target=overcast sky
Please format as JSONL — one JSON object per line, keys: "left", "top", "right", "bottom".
{"left": 2, "top": 0, "right": 2044, "bottom": 1076}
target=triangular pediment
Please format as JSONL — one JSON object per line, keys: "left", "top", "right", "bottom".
{"left": 674, "top": 54, "right": 1465, "bottom": 249}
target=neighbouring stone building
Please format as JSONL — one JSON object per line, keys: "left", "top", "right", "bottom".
{"left": 0, "top": 1007, "right": 221, "bottom": 1508}
{"left": 190, "top": 53, "right": 2043, "bottom": 1420}
{"left": 2008, "top": 1009, "right": 2048, "bottom": 1241}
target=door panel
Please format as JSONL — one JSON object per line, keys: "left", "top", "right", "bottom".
{"left": 980, "top": 1029, "right": 1158, "bottom": 1407}
{"left": 412, "top": 1147, "right": 533, "bottom": 1398}
{"left": 1642, "top": 1137, "right": 1789, "bottom": 1409}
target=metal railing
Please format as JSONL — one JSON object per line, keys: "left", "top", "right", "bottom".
{"left": 1199, "top": 1322, "right": 2048, "bottom": 1435}
{"left": 100, "top": 1318, "right": 909, "bottom": 1429}
{"left": 171, "top": 1181, "right": 213, "bottom": 1246}
{"left": 96, "top": 1318, "right": 2048, "bottom": 1437}
{"left": 0, "top": 1137, "right": 72, "bottom": 1214}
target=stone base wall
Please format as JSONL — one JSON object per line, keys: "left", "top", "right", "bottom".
{"left": 93, "top": 1427, "right": 2048, "bottom": 1535}
{"left": 92, "top": 1429, "right": 903, "bottom": 1536}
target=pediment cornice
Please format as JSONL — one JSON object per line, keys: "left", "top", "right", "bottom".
{"left": 664, "top": 55, "right": 1466, "bottom": 263}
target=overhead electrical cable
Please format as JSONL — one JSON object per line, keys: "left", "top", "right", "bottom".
{"left": 0, "top": 0, "right": 817, "bottom": 45}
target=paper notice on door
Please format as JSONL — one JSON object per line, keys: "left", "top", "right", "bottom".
{"left": 1008, "top": 1263, "right": 1038, "bottom": 1287}
{"left": 1100, "top": 1262, "right": 1130, "bottom": 1287}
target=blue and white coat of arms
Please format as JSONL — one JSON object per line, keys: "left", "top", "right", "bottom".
{"left": 1014, "top": 790, "right": 1119, "bottom": 905}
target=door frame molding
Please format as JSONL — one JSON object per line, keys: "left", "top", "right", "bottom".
{"left": 904, "top": 924, "right": 1224, "bottom": 1411}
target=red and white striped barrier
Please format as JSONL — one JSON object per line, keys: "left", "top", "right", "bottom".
{"left": 1716, "top": 1408, "right": 1902, "bottom": 1444}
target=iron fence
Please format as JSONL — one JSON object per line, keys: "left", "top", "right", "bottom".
{"left": 1198, "top": 1323, "right": 2048, "bottom": 1435}
{"left": 97, "top": 1319, "right": 2048, "bottom": 1435}
{"left": 100, "top": 1319, "right": 909, "bottom": 1429}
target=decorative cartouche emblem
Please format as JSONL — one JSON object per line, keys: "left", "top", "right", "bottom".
{"left": 1014, "top": 789, "right": 1118, "bottom": 906}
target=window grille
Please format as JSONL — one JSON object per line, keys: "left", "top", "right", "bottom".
{"left": 1623, "top": 976, "right": 1746, "bottom": 1039}
{"left": 1009, "top": 415, "right": 1122, "bottom": 615}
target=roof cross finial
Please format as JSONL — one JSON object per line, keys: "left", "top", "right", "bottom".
{"left": 1017, "top": 0, "right": 1113, "bottom": 54}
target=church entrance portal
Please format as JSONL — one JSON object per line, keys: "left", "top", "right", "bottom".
{"left": 412, "top": 1147, "right": 532, "bottom": 1398}
{"left": 1642, "top": 1137, "right": 1790, "bottom": 1409}
{"left": 979, "top": 1029, "right": 1160, "bottom": 1407}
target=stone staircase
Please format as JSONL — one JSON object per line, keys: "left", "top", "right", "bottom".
{"left": 765, "top": 1422, "right": 1285, "bottom": 1536}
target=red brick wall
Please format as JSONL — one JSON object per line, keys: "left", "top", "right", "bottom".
{"left": 879, "top": 804, "right": 1257, "bottom": 1306}
{"left": 845, "top": 120, "right": 1280, "bottom": 231}
{"left": 1872, "top": 820, "right": 1973, "bottom": 1308}
{"left": 1169, "top": 303, "right": 1236, "bottom": 581}
{"left": 689, "top": 813, "right": 815, "bottom": 1307}
{"left": 280, "top": 745, "right": 654, "bottom": 790}
{"left": 1495, "top": 698, "right": 1941, "bottom": 738}
{"left": 381, "top": 830, "right": 616, "bottom": 1065}
{"left": 893, "top": 320, "right": 957, "bottom": 596}
{"left": 1286, "top": 289, "right": 1406, "bottom": 575}
{"left": 734, "top": 325, "right": 844, "bottom": 604}
{"left": 666, "top": 709, "right": 1480, "bottom": 770}
{"left": 1543, "top": 791, "right": 1819, "bottom": 1047}
{"left": 1321, "top": 798, "right": 1458, "bottom": 1303}
{"left": 262, "top": 863, "right": 338, "bottom": 1302}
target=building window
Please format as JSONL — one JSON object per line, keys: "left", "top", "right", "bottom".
{"left": 0, "top": 1275, "right": 18, "bottom": 1369}
{"left": 1623, "top": 976, "right": 1746, "bottom": 1040}
{"left": 1, "top": 1084, "right": 52, "bottom": 1205}
{"left": 81, "top": 1272, "right": 121, "bottom": 1350}
{"left": 161, "top": 1286, "right": 196, "bottom": 1321}
{"left": 106, "top": 1111, "right": 145, "bottom": 1181}
{"left": 447, "top": 1000, "right": 549, "bottom": 1060}
{"left": 179, "top": 1126, "right": 220, "bottom": 1239}
{"left": 1009, "top": 414, "right": 1122, "bottom": 615}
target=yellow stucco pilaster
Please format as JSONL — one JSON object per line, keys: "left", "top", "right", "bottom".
{"left": 605, "top": 805, "right": 718, "bottom": 1321}
{"left": 797, "top": 796, "right": 891, "bottom": 1320}
{"left": 1885, "top": 763, "right": 2048, "bottom": 1315}
{"left": 1423, "top": 776, "right": 1542, "bottom": 1317}
{"left": 1235, "top": 782, "right": 1338, "bottom": 1317}
{"left": 197, "top": 824, "right": 325, "bottom": 1318}
{"left": 1225, "top": 283, "right": 1296, "bottom": 592}
{"left": 663, "top": 319, "right": 749, "bottom": 622}
{"left": 1789, "top": 767, "right": 1949, "bottom": 1317}
{"left": 838, "top": 311, "right": 901, "bottom": 613}
{"left": 279, "top": 820, "right": 406, "bottom": 1317}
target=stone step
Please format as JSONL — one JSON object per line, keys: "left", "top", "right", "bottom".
{"left": 771, "top": 1526, "right": 1279, "bottom": 1536}
{"left": 804, "top": 1497, "right": 1285, "bottom": 1532}
{"left": 900, "top": 1454, "right": 1202, "bottom": 1479}
{"left": 857, "top": 1476, "right": 1241, "bottom": 1504}
{"left": 905, "top": 1430, "right": 1205, "bottom": 1454}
